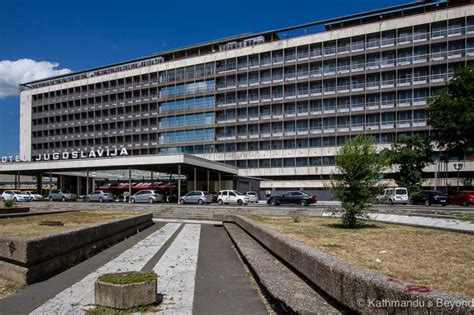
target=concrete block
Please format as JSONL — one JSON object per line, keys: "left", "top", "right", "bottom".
{"left": 95, "top": 276, "right": 157, "bottom": 310}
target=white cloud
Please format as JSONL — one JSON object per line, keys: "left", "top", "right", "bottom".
{"left": 0, "top": 59, "right": 71, "bottom": 98}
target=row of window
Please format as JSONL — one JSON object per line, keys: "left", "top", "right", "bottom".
{"left": 31, "top": 109, "right": 427, "bottom": 141}
{"left": 32, "top": 129, "right": 427, "bottom": 151}
{"left": 31, "top": 91, "right": 430, "bottom": 128}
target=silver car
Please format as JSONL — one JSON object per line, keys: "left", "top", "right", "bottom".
{"left": 24, "top": 191, "right": 44, "bottom": 201}
{"left": 245, "top": 191, "right": 259, "bottom": 203}
{"left": 179, "top": 191, "right": 213, "bottom": 205}
{"left": 48, "top": 190, "right": 77, "bottom": 202}
{"left": 130, "top": 190, "right": 163, "bottom": 204}
{"left": 86, "top": 191, "right": 114, "bottom": 202}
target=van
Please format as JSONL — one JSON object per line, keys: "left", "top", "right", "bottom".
{"left": 377, "top": 187, "right": 409, "bottom": 205}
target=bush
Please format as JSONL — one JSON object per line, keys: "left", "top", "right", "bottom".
{"left": 3, "top": 200, "right": 14, "bottom": 208}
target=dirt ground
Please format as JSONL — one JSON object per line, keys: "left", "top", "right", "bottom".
{"left": 0, "top": 210, "right": 138, "bottom": 238}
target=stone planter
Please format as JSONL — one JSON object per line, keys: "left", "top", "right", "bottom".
{"left": 95, "top": 272, "right": 157, "bottom": 310}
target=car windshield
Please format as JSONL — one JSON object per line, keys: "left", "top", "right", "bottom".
{"left": 396, "top": 189, "right": 407, "bottom": 195}
{"left": 203, "top": 192, "right": 211, "bottom": 195}
{"left": 247, "top": 192, "right": 256, "bottom": 195}
{"left": 63, "top": 191, "right": 71, "bottom": 194}
{"left": 235, "top": 191, "right": 244, "bottom": 196}
{"left": 13, "top": 190, "right": 22, "bottom": 194}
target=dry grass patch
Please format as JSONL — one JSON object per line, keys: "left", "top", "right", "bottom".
{"left": 249, "top": 215, "right": 474, "bottom": 298}
{"left": 0, "top": 211, "right": 138, "bottom": 238}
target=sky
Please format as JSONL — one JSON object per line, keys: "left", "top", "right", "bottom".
{"left": 0, "top": 0, "right": 405, "bottom": 156}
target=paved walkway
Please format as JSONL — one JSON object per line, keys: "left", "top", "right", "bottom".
{"left": 368, "top": 213, "right": 474, "bottom": 232}
{"left": 322, "top": 212, "right": 474, "bottom": 232}
{"left": 0, "top": 221, "right": 267, "bottom": 315}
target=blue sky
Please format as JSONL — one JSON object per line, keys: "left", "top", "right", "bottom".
{"left": 0, "top": 0, "right": 404, "bottom": 156}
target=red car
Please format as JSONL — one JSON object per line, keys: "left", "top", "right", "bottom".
{"left": 448, "top": 191, "right": 474, "bottom": 206}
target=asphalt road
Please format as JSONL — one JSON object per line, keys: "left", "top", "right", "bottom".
{"left": 26, "top": 199, "right": 474, "bottom": 212}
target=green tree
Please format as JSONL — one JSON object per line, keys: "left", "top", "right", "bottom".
{"left": 428, "top": 67, "right": 474, "bottom": 157}
{"left": 383, "top": 135, "right": 432, "bottom": 196}
{"left": 330, "top": 135, "right": 387, "bottom": 228}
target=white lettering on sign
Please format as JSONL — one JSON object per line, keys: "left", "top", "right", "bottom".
{"left": 33, "top": 148, "right": 129, "bottom": 161}
{"left": 0, "top": 148, "right": 129, "bottom": 163}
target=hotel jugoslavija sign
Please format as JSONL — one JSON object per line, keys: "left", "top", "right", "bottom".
{"left": 1, "top": 148, "right": 129, "bottom": 163}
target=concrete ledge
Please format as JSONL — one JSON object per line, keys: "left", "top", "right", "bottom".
{"left": 228, "top": 215, "right": 474, "bottom": 314}
{"left": 0, "top": 213, "right": 153, "bottom": 284}
{"left": 0, "top": 208, "right": 30, "bottom": 215}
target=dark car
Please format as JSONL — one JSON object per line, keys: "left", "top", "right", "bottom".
{"left": 267, "top": 191, "right": 317, "bottom": 206}
{"left": 448, "top": 191, "right": 474, "bottom": 206}
{"left": 410, "top": 190, "right": 447, "bottom": 206}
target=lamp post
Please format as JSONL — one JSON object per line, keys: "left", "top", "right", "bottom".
{"left": 453, "top": 162, "right": 463, "bottom": 193}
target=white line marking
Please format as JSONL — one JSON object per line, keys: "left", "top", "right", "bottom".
{"left": 152, "top": 224, "right": 201, "bottom": 314}
{"left": 31, "top": 223, "right": 181, "bottom": 315}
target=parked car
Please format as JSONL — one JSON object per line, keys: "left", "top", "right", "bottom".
{"left": 410, "top": 190, "right": 447, "bottom": 206}
{"left": 267, "top": 191, "right": 317, "bottom": 206}
{"left": 245, "top": 191, "right": 259, "bottom": 203}
{"left": 179, "top": 191, "right": 213, "bottom": 205}
{"left": 2, "top": 190, "right": 31, "bottom": 202}
{"left": 130, "top": 190, "right": 163, "bottom": 203}
{"left": 48, "top": 190, "right": 77, "bottom": 202}
{"left": 86, "top": 191, "right": 114, "bottom": 202}
{"left": 376, "top": 187, "right": 409, "bottom": 205}
{"left": 24, "top": 191, "right": 44, "bottom": 201}
{"left": 217, "top": 190, "right": 249, "bottom": 205}
{"left": 448, "top": 191, "right": 474, "bottom": 206}
{"left": 209, "top": 191, "right": 219, "bottom": 203}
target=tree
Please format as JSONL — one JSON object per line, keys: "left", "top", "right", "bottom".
{"left": 382, "top": 135, "right": 432, "bottom": 196}
{"left": 428, "top": 67, "right": 474, "bottom": 157}
{"left": 330, "top": 135, "right": 387, "bottom": 228}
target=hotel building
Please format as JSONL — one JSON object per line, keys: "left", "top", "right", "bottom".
{"left": 15, "top": 0, "right": 474, "bottom": 197}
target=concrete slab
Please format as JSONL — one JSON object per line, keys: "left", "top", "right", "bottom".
{"left": 193, "top": 225, "right": 267, "bottom": 315}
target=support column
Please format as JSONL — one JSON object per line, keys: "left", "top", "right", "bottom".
{"left": 49, "top": 170, "right": 52, "bottom": 193}
{"left": 128, "top": 167, "right": 132, "bottom": 199}
{"left": 151, "top": 170, "right": 154, "bottom": 182}
{"left": 76, "top": 176, "right": 80, "bottom": 196}
{"left": 177, "top": 165, "right": 181, "bottom": 203}
{"left": 14, "top": 174, "right": 18, "bottom": 189}
{"left": 207, "top": 170, "right": 210, "bottom": 192}
{"left": 36, "top": 175, "right": 42, "bottom": 195}
{"left": 218, "top": 172, "right": 221, "bottom": 192}
{"left": 86, "top": 169, "right": 90, "bottom": 196}
{"left": 17, "top": 173, "right": 21, "bottom": 190}
{"left": 193, "top": 167, "right": 197, "bottom": 191}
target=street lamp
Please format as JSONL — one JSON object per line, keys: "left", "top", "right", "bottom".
{"left": 453, "top": 162, "right": 464, "bottom": 193}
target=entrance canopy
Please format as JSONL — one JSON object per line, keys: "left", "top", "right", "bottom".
{"left": 0, "top": 154, "right": 238, "bottom": 180}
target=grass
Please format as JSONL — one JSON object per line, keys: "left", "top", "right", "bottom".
{"left": 460, "top": 212, "right": 474, "bottom": 223}
{"left": 98, "top": 271, "right": 157, "bottom": 285}
{"left": 0, "top": 211, "right": 137, "bottom": 238}
{"left": 249, "top": 215, "right": 474, "bottom": 298}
